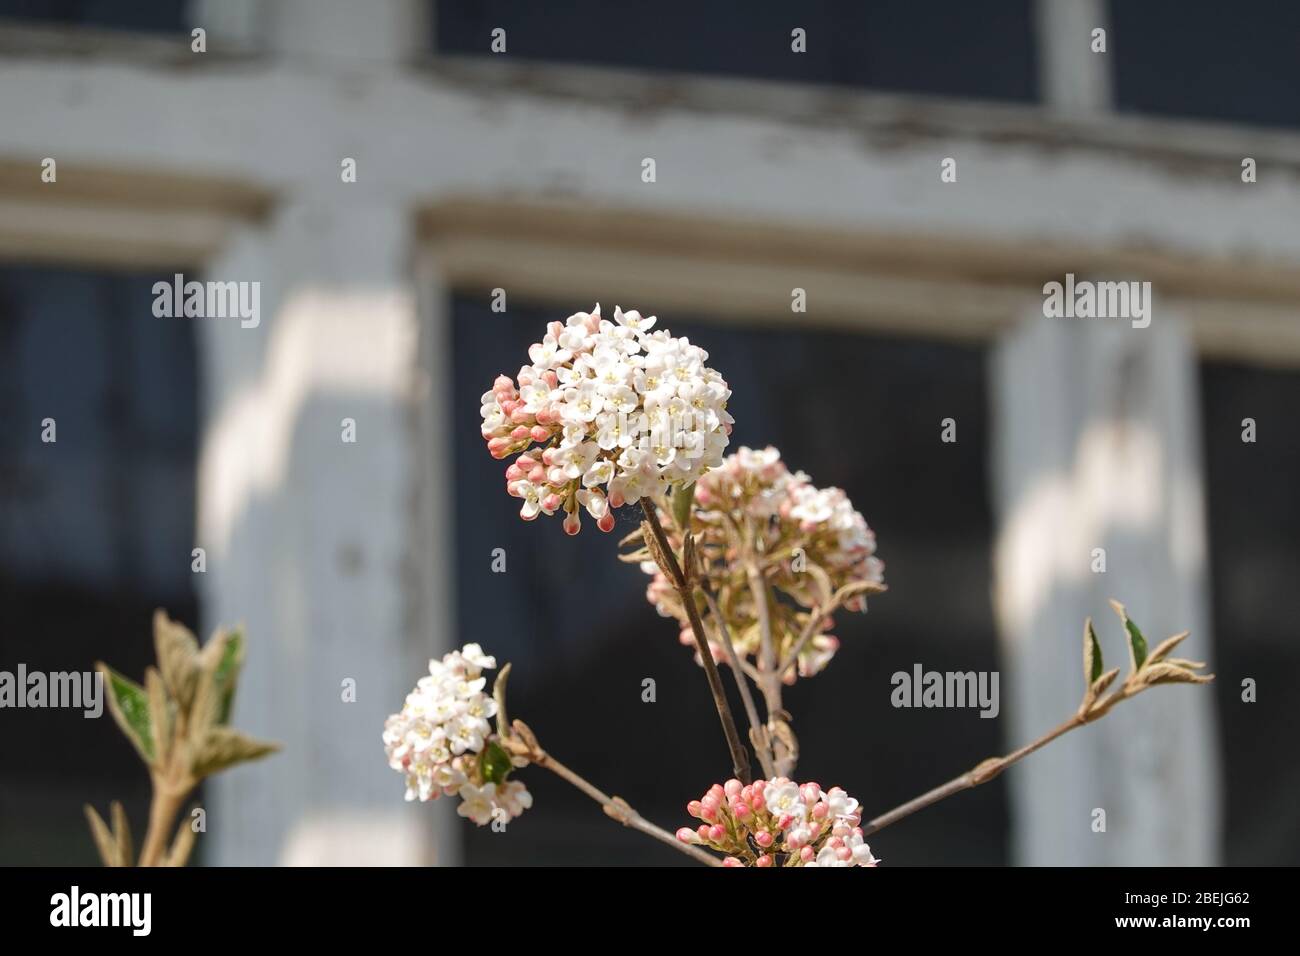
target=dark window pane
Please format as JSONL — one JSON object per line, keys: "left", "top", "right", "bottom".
{"left": 436, "top": 0, "right": 1039, "bottom": 103}
{"left": 0, "top": 264, "right": 200, "bottom": 864}
{"left": 1200, "top": 361, "right": 1300, "bottom": 865}
{"left": 1111, "top": 0, "right": 1300, "bottom": 129}
{"left": 0, "top": 0, "right": 186, "bottom": 33}
{"left": 452, "top": 297, "right": 1004, "bottom": 864}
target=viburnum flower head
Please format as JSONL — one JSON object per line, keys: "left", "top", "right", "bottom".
{"left": 676, "top": 777, "right": 879, "bottom": 867}
{"left": 382, "top": 644, "right": 532, "bottom": 826}
{"left": 481, "top": 304, "right": 733, "bottom": 534}
{"left": 640, "top": 446, "right": 884, "bottom": 680}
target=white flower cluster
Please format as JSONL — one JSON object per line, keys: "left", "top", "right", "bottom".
{"left": 642, "top": 446, "right": 884, "bottom": 680}
{"left": 382, "top": 644, "right": 532, "bottom": 826}
{"left": 481, "top": 304, "right": 733, "bottom": 534}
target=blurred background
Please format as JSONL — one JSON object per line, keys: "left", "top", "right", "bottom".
{"left": 1, "top": 0, "right": 1297, "bottom": 866}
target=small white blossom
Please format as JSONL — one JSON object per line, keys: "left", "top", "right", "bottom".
{"left": 482, "top": 305, "right": 733, "bottom": 534}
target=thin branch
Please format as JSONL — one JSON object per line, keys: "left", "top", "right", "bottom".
{"left": 776, "top": 601, "right": 834, "bottom": 680}
{"left": 862, "top": 609, "right": 1214, "bottom": 838}
{"left": 138, "top": 779, "right": 189, "bottom": 867}
{"left": 640, "top": 500, "right": 752, "bottom": 784}
{"left": 505, "top": 720, "right": 721, "bottom": 867}
{"left": 861, "top": 714, "right": 1084, "bottom": 837}
{"left": 700, "top": 586, "right": 777, "bottom": 780}
{"left": 745, "top": 556, "right": 796, "bottom": 777}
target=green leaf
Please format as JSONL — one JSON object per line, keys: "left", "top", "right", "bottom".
{"left": 671, "top": 484, "right": 694, "bottom": 533}
{"left": 1084, "top": 619, "right": 1104, "bottom": 684}
{"left": 1124, "top": 617, "right": 1148, "bottom": 671}
{"left": 98, "top": 663, "right": 155, "bottom": 766}
{"left": 1110, "top": 600, "right": 1149, "bottom": 672}
{"left": 478, "top": 740, "right": 513, "bottom": 787}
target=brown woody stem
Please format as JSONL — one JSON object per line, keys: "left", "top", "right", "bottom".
{"left": 137, "top": 780, "right": 188, "bottom": 867}
{"left": 640, "top": 501, "right": 752, "bottom": 784}
{"left": 701, "top": 587, "right": 777, "bottom": 780}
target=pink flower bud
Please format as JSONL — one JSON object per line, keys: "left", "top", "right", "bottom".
{"left": 675, "top": 828, "right": 696, "bottom": 843}
{"left": 755, "top": 830, "right": 774, "bottom": 848}
{"left": 686, "top": 800, "right": 703, "bottom": 818}
{"left": 487, "top": 438, "right": 510, "bottom": 458}
{"left": 722, "top": 857, "right": 743, "bottom": 868}
{"left": 530, "top": 425, "right": 550, "bottom": 442}
{"left": 562, "top": 513, "right": 580, "bottom": 535}
{"left": 724, "top": 779, "right": 742, "bottom": 797}
{"left": 493, "top": 374, "right": 514, "bottom": 393}
{"left": 597, "top": 512, "right": 616, "bottom": 533}
{"left": 509, "top": 427, "right": 530, "bottom": 443}
{"left": 708, "top": 825, "right": 726, "bottom": 842}
{"left": 697, "top": 824, "right": 711, "bottom": 841}
{"left": 608, "top": 489, "right": 625, "bottom": 508}
{"left": 542, "top": 494, "right": 562, "bottom": 513}
{"left": 812, "top": 802, "right": 829, "bottom": 821}
{"left": 800, "top": 846, "right": 814, "bottom": 862}
{"left": 730, "top": 801, "right": 750, "bottom": 818}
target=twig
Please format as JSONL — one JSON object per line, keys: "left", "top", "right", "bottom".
{"left": 745, "top": 556, "right": 797, "bottom": 777}
{"left": 861, "top": 713, "right": 1085, "bottom": 836}
{"left": 700, "top": 586, "right": 777, "bottom": 780}
{"left": 776, "top": 601, "right": 835, "bottom": 680}
{"left": 138, "top": 780, "right": 189, "bottom": 867}
{"left": 640, "top": 500, "right": 752, "bottom": 784}
{"left": 504, "top": 720, "right": 722, "bottom": 867}
{"left": 862, "top": 609, "right": 1214, "bottom": 837}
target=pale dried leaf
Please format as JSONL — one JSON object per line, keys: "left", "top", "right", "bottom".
{"left": 153, "top": 610, "right": 200, "bottom": 708}
{"left": 166, "top": 810, "right": 199, "bottom": 867}
{"left": 1142, "top": 662, "right": 1214, "bottom": 686}
{"left": 191, "top": 726, "right": 280, "bottom": 778}
{"left": 84, "top": 804, "right": 119, "bottom": 867}
{"left": 1091, "top": 667, "right": 1122, "bottom": 699}
{"left": 145, "top": 667, "right": 172, "bottom": 767}
{"left": 110, "top": 799, "right": 133, "bottom": 867}
{"left": 1147, "top": 630, "right": 1190, "bottom": 665}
